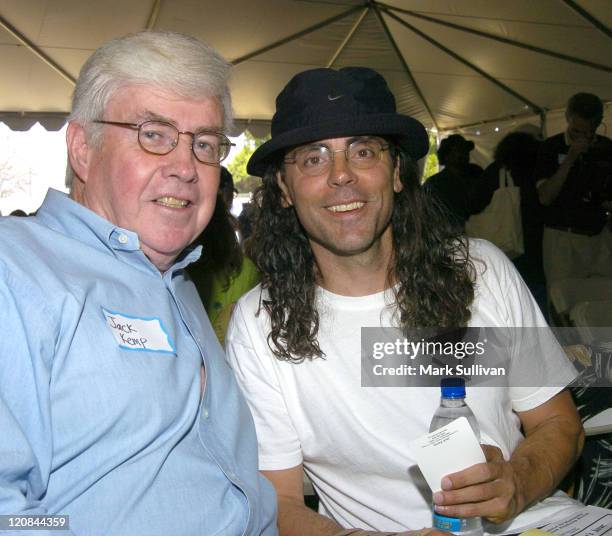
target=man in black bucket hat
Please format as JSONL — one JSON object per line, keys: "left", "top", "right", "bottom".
{"left": 226, "top": 67, "right": 583, "bottom": 535}
{"left": 423, "top": 134, "right": 485, "bottom": 229}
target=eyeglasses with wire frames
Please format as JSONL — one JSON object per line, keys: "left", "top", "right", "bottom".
{"left": 284, "top": 137, "right": 390, "bottom": 177}
{"left": 93, "top": 119, "right": 234, "bottom": 165}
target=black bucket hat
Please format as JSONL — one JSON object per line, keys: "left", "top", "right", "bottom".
{"left": 247, "top": 67, "right": 429, "bottom": 177}
{"left": 437, "top": 134, "right": 475, "bottom": 159}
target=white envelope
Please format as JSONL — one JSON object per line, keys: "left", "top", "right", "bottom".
{"left": 408, "top": 416, "right": 486, "bottom": 492}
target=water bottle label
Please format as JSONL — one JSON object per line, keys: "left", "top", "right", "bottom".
{"left": 433, "top": 513, "right": 463, "bottom": 532}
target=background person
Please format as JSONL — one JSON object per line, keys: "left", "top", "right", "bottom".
{"left": 189, "top": 167, "right": 260, "bottom": 345}
{"left": 423, "top": 134, "right": 486, "bottom": 229}
{"left": 534, "top": 92, "right": 612, "bottom": 286}
{"left": 479, "top": 131, "right": 546, "bottom": 315}
{"left": 9, "top": 209, "right": 28, "bottom": 216}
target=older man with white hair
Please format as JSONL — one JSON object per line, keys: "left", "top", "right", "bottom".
{"left": 0, "top": 31, "right": 277, "bottom": 536}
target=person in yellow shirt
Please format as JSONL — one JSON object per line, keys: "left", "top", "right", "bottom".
{"left": 189, "top": 167, "right": 260, "bottom": 344}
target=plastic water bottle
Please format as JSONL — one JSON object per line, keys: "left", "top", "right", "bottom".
{"left": 429, "top": 377, "right": 484, "bottom": 536}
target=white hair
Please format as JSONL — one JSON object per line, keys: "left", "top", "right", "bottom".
{"left": 66, "top": 30, "right": 232, "bottom": 188}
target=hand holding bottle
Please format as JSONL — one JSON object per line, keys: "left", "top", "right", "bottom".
{"left": 432, "top": 444, "right": 523, "bottom": 524}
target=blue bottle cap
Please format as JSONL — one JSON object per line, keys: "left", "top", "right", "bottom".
{"left": 440, "top": 377, "right": 466, "bottom": 398}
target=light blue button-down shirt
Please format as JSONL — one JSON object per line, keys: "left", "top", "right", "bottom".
{"left": 0, "top": 190, "right": 277, "bottom": 536}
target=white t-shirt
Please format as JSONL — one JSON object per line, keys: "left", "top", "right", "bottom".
{"left": 226, "top": 239, "right": 580, "bottom": 533}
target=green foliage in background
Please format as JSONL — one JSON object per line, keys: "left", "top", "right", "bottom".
{"left": 226, "top": 130, "right": 269, "bottom": 193}
{"left": 422, "top": 131, "right": 439, "bottom": 183}
{"left": 234, "top": 175, "right": 262, "bottom": 194}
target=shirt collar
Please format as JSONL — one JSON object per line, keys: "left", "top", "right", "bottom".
{"left": 173, "top": 244, "right": 203, "bottom": 272}
{"left": 35, "top": 189, "right": 202, "bottom": 274}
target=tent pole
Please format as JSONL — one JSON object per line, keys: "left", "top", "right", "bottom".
{"left": 372, "top": 4, "right": 439, "bottom": 131}
{"left": 231, "top": 5, "right": 364, "bottom": 65}
{"left": 539, "top": 110, "right": 547, "bottom": 139}
{"left": 145, "top": 0, "right": 161, "bottom": 30}
{"left": 438, "top": 111, "right": 537, "bottom": 133}
{"left": 443, "top": 99, "right": 610, "bottom": 133}
{"left": 0, "top": 15, "right": 75, "bottom": 86}
{"left": 327, "top": 7, "right": 370, "bottom": 68}
{"left": 380, "top": 7, "right": 544, "bottom": 115}
{"left": 377, "top": 2, "right": 611, "bottom": 73}
{"left": 560, "top": 0, "right": 611, "bottom": 39}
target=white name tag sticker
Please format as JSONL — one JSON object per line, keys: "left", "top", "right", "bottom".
{"left": 102, "top": 308, "right": 176, "bottom": 354}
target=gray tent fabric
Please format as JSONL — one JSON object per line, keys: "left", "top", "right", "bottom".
{"left": 1, "top": 0, "right": 611, "bottom": 161}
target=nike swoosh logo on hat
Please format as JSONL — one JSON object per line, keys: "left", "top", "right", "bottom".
{"left": 328, "top": 94, "right": 344, "bottom": 101}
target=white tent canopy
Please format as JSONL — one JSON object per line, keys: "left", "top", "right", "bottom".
{"left": 1, "top": 0, "right": 611, "bottom": 163}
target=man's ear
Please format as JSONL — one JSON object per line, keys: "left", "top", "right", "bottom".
{"left": 393, "top": 156, "right": 403, "bottom": 193}
{"left": 66, "top": 121, "right": 91, "bottom": 183}
{"left": 276, "top": 170, "right": 294, "bottom": 208}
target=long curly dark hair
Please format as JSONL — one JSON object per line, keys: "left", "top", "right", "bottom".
{"left": 246, "top": 142, "right": 476, "bottom": 362}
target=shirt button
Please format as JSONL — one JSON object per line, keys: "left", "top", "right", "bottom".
{"left": 118, "top": 234, "right": 128, "bottom": 244}
{"left": 202, "top": 408, "right": 209, "bottom": 418}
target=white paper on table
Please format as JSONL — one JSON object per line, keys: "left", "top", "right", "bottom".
{"left": 583, "top": 408, "right": 612, "bottom": 436}
{"left": 540, "top": 505, "right": 612, "bottom": 536}
{"left": 408, "top": 416, "right": 486, "bottom": 492}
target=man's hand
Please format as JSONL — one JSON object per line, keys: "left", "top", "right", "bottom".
{"left": 434, "top": 391, "right": 583, "bottom": 527}
{"left": 432, "top": 444, "right": 522, "bottom": 524}
{"left": 566, "top": 137, "right": 590, "bottom": 163}
{"left": 537, "top": 136, "right": 590, "bottom": 205}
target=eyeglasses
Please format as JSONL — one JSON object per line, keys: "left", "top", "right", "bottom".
{"left": 284, "top": 137, "right": 390, "bottom": 176}
{"left": 93, "top": 120, "right": 234, "bottom": 165}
